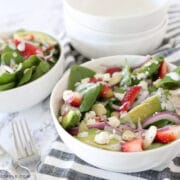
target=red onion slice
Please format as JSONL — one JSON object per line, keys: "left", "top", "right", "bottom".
{"left": 112, "top": 104, "right": 121, "bottom": 111}
{"left": 87, "top": 122, "right": 106, "bottom": 130}
{"left": 68, "top": 127, "right": 79, "bottom": 136}
{"left": 104, "top": 125, "right": 122, "bottom": 135}
{"left": 142, "top": 112, "right": 180, "bottom": 128}
{"left": 1, "top": 65, "right": 14, "bottom": 73}
{"left": 157, "top": 126, "right": 171, "bottom": 132}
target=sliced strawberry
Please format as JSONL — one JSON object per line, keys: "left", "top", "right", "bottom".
{"left": 158, "top": 60, "right": 169, "bottom": 79}
{"left": 155, "top": 128, "right": 177, "bottom": 144}
{"left": 13, "top": 39, "right": 43, "bottom": 58}
{"left": 121, "top": 138, "right": 143, "bottom": 152}
{"left": 120, "top": 85, "right": 142, "bottom": 113}
{"left": 66, "top": 92, "right": 82, "bottom": 107}
{"left": 106, "top": 67, "right": 121, "bottom": 75}
{"left": 25, "top": 34, "right": 35, "bottom": 41}
{"left": 89, "top": 77, "right": 102, "bottom": 83}
{"left": 21, "top": 43, "right": 43, "bottom": 58}
{"left": 119, "top": 102, "right": 130, "bottom": 113}
{"left": 100, "top": 84, "right": 114, "bottom": 98}
{"left": 12, "top": 39, "right": 20, "bottom": 46}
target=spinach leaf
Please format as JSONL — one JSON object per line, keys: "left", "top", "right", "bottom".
{"left": 80, "top": 84, "right": 101, "bottom": 112}
{"left": 157, "top": 66, "right": 180, "bottom": 89}
{"left": 18, "top": 66, "right": 35, "bottom": 86}
{"left": 30, "top": 60, "right": 50, "bottom": 81}
{"left": 0, "top": 72, "right": 16, "bottom": 85}
{"left": 68, "top": 65, "right": 95, "bottom": 90}
{"left": 0, "top": 81, "right": 15, "bottom": 91}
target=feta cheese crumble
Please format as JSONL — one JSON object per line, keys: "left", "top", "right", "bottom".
{"left": 95, "top": 73, "right": 111, "bottom": 82}
{"left": 63, "top": 90, "right": 73, "bottom": 102}
{"left": 108, "top": 116, "right": 120, "bottom": 127}
{"left": 17, "top": 41, "right": 25, "bottom": 51}
{"left": 94, "top": 131, "right": 110, "bottom": 144}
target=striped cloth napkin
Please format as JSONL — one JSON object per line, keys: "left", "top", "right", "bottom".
{"left": 38, "top": 3, "right": 180, "bottom": 180}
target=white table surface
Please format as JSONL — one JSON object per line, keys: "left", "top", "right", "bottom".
{"left": 0, "top": 0, "right": 64, "bottom": 171}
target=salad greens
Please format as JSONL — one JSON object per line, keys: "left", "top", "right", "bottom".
{"left": 0, "top": 30, "right": 60, "bottom": 91}
{"left": 59, "top": 56, "right": 180, "bottom": 152}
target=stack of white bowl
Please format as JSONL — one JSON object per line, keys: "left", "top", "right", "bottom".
{"left": 64, "top": 0, "right": 170, "bottom": 58}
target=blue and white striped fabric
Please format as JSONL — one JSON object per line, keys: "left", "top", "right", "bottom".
{"left": 38, "top": 3, "right": 180, "bottom": 180}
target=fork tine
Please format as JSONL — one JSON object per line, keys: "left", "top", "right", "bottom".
{"left": 12, "top": 121, "right": 27, "bottom": 158}
{"left": 24, "top": 120, "right": 38, "bottom": 154}
{"left": 19, "top": 120, "right": 33, "bottom": 156}
{"left": 12, "top": 122, "right": 21, "bottom": 159}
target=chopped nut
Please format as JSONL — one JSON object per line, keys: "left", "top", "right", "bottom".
{"left": 109, "top": 73, "right": 122, "bottom": 85}
{"left": 92, "top": 103, "right": 107, "bottom": 116}
{"left": 122, "top": 130, "right": 136, "bottom": 141}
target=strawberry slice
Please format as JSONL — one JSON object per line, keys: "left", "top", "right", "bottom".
{"left": 13, "top": 39, "right": 43, "bottom": 58}
{"left": 100, "top": 84, "right": 114, "bottom": 98}
{"left": 106, "top": 67, "right": 121, "bottom": 75}
{"left": 155, "top": 127, "right": 177, "bottom": 144}
{"left": 66, "top": 92, "right": 82, "bottom": 107}
{"left": 158, "top": 60, "right": 169, "bottom": 79}
{"left": 120, "top": 85, "right": 142, "bottom": 113}
{"left": 89, "top": 77, "right": 102, "bottom": 83}
{"left": 21, "top": 43, "right": 43, "bottom": 58}
{"left": 121, "top": 138, "right": 143, "bottom": 152}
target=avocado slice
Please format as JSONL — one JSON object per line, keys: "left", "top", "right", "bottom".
{"left": 121, "top": 95, "right": 162, "bottom": 124}
{"left": 60, "top": 110, "right": 81, "bottom": 129}
{"left": 68, "top": 65, "right": 95, "bottom": 90}
{"left": 76, "top": 129, "right": 120, "bottom": 151}
{"left": 13, "top": 31, "right": 57, "bottom": 45}
{"left": 79, "top": 121, "right": 88, "bottom": 132}
{"left": 80, "top": 84, "right": 102, "bottom": 112}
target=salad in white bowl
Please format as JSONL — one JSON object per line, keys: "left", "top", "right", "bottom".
{"left": 0, "top": 30, "right": 64, "bottom": 112}
{"left": 50, "top": 55, "right": 180, "bottom": 172}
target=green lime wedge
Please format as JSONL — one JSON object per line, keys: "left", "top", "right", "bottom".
{"left": 121, "top": 95, "right": 162, "bottom": 124}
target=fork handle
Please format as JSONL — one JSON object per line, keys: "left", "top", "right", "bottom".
{"left": 29, "top": 170, "right": 38, "bottom": 180}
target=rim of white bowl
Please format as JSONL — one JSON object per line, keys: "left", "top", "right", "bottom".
{"left": 65, "top": 10, "right": 168, "bottom": 40}
{"left": 50, "top": 54, "right": 180, "bottom": 156}
{"left": 65, "top": 0, "right": 170, "bottom": 20}
{"left": 68, "top": 18, "right": 167, "bottom": 45}
{"left": 0, "top": 30, "right": 64, "bottom": 95}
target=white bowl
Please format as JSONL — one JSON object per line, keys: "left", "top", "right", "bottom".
{"left": 0, "top": 31, "right": 64, "bottom": 113}
{"left": 65, "top": 10, "right": 167, "bottom": 43}
{"left": 64, "top": 0, "right": 169, "bottom": 34}
{"left": 50, "top": 55, "right": 180, "bottom": 173}
{"left": 67, "top": 18, "right": 167, "bottom": 58}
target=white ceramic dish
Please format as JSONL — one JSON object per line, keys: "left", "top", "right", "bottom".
{"left": 50, "top": 55, "right": 180, "bottom": 173}
{"left": 64, "top": 0, "right": 169, "bottom": 34}
{"left": 65, "top": 10, "right": 167, "bottom": 42}
{"left": 0, "top": 31, "right": 64, "bottom": 113}
{"left": 67, "top": 18, "right": 167, "bottom": 58}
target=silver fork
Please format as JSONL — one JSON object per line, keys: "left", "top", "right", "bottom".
{"left": 12, "top": 120, "right": 41, "bottom": 180}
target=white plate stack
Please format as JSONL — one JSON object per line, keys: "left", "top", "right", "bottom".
{"left": 64, "top": 0, "right": 170, "bottom": 58}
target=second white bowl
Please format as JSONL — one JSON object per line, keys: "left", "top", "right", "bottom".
{"left": 67, "top": 17, "right": 168, "bottom": 58}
